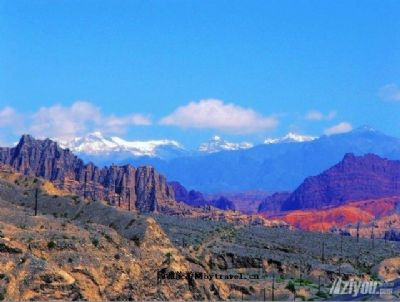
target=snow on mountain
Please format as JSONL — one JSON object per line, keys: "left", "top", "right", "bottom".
{"left": 264, "top": 132, "right": 318, "bottom": 144}
{"left": 58, "top": 131, "right": 184, "bottom": 158}
{"left": 198, "top": 136, "right": 253, "bottom": 153}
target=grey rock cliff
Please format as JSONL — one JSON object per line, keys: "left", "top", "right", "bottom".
{"left": 0, "top": 135, "right": 175, "bottom": 213}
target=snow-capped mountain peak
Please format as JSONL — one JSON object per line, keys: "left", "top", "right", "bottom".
{"left": 264, "top": 132, "right": 318, "bottom": 144}
{"left": 198, "top": 136, "right": 253, "bottom": 153}
{"left": 58, "top": 132, "right": 185, "bottom": 158}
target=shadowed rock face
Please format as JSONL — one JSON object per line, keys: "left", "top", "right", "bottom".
{"left": 0, "top": 135, "right": 175, "bottom": 213}
{"left": 282, "top": 153, "right": 400, "bottom": 211}
{"left": 169, "top": 181, "right": 206, "bottom": 206}
{"left": 258, "top": 192, "right": 291, "bottom": 213}
{"left": 169, "top": 181, "right": 235, "bottom": 210}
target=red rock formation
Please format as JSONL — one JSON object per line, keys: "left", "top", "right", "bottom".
{"left": 272, "top": 196, "right": 400, "bottom": 231}
{"left": 282, "top": 153, "right": 400, "bottom": 211}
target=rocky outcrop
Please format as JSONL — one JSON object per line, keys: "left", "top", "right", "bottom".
{"left": 0, "top": 135, "right": 175, "bottom": 213}
{"left": 169, "top": 181, "right": 235, "bottom": 210}
{"left": 210, "top": 196, "right": 235, "bottom": 210}
{"left": 169, "top": 181, "right": 206, "bottom": 207}
{"left": 282, "top": 153, "right": 400, "bottom": 211}
{"left": 258, "top": 192, "right": 291, "bottom": 213}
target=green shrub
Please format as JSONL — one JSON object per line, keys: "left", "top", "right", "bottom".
{"left": 286, "top": 280, "right": 296, "bottom": 295}
{"left": 316, "top": 291, "right": 328, "bottom": 298}
{"left": 91, "top": 238, "right": 99, "bottom": 247}
{"left": 104, "top": 234, "right": 113, "bottom": 242}
{"left": 47, "top": 241, "right": 56, "bottom": 249}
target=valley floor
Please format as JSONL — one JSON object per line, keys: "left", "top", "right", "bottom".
{"left": 0, "top": 175, "right": 399, "bottom": 301}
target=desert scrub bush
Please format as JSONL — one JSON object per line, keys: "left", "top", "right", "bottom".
{"left": 286, "top": 281, "right": 296, "bottom": 296}
{"left": 315, "top": 291, "right": 328, "bottom": 299}
{"left": 276, "top": 275, "right": 285, "bottom": 283}
{"left": 131, "top": 235, "right": 140, "bottom": 246}
{"left": 370, "top": 272, "right": 380, "bottom": 281}
{"left": 91, "top": 237, "right": 99, "bottom": 247}
{"left": 103, "top": 233, "right": 113, "bottom": 243}
{"left": 164, "top": 252, "right": 172, "bottom": 264}
{"left": 47, "top": 241, "right": 56, "bottom": 249}
{"left": 71, "top": 195, "right": 80, "bottom": 205}
{"left": 295, "top": 278, "right": 313, "bottom": 286}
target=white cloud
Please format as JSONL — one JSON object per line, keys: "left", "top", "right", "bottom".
{"left": 305, "top": 110, "right": 336, "bottom": 121}
{"left": 0, "top": 106, "right": 24, "bottom": 133}
{"left": 0, "top": 106, "right": 25, "bottom": 145}
{"left": 29, "top": 101, "right": 152, "bottom": 141}
{"left": 160, "top": 99, "right": 278, "bottom": 133}
{"left": 379, "top": 84, "right": 400, "bottom": 102}
{"left": 105, "top": 114, "right": 151, "bottom": 127}
{"left": 324, "top": 122, "right": 352, "bottom": 135}
{"left": 102, "top": 114, "right": 151, "bottom": 135}
{"left": 0, "top": 106, "right": 18, "bottom": 126}
{"left": 30, "top": 102, "right": 101, "bottom": 141}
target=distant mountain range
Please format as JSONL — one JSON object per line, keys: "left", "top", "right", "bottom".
{"left": 263, "top": 132, "right": 317, "bottom": 144}
{"left": 56, "top": 126, "right": 400, "bottom": 192}
{"left": 57, "top": 131, "right": 317, "bottom": 159}
{"left": 198, "top": 136, "right": 253, "bottom": 153}
{"left": 58, "top": 131, "right": 187, "bottom": 163}
{"left": 130, "top": 126, "right": 400, "bottom": 192}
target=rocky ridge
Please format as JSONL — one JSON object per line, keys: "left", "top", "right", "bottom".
{"left": 169, "top": 181, "right": 236, "bottom": 211}
{"left": 0, "top": 135, "right": 175, "bottom": 213}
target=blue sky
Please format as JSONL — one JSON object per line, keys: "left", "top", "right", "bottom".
{"left": 0, "top": 0, "right": 399, "bottom": 148}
